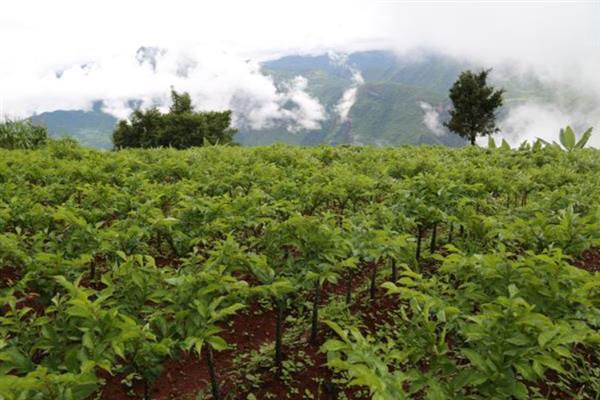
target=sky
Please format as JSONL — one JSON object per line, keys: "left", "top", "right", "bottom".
{"left": 1, "top": 0, "right": 599, "bottom": 144}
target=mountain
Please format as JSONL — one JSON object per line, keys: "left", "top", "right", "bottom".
{"left": 30, "top": 101, "right": 117, "bottom": 149}
{"left": 31, "top": 50, "right": 583, "bottom": 148}
{"left": 235, "top": 51, "right": 472, "bottom": 146}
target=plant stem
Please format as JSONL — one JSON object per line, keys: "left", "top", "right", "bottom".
{"left": 370, "top": 262, "right": 377, "bottom": 301}
{"left": 430, "top": 223, "right": 437, "bottom": 254}
{"left": 416, "top": 226, "right": 423, "bottom": 260}
{"left": 275, "top": 298, "right": 285, "bottom": 367}
{"left": 345, "top": 272, "right": 353, "bottom": 305}
{"left": 89, "top": 262, "right": 96, "bottom": 287}
{"left": 205, "top": 345, "right": 221, "bottom": 400}
{"left": 310, "top": 280, "right": 321, "bottom": 345}
{"left": 143, "top": 376, "right": 149, "bottom": 400}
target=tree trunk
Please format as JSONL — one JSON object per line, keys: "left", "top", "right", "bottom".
{"left": 370, "top": 262, "right": 378, "bottom": 301}
{"left": 310, "top": 281, "right": 321, "bottom": 345}
{"left": 275, "top": 299, "right": 285, "bottom": 367}
{"left": 460, "top": 225, "right": 465, "bottom": 237}
{"left": 430, "top": 223, "right": 437, "bottom": 254}
{"left": 470, "top": 136, "right": 476, "bottom": 146}
{"left": 391, "top": 259, "right": 398, "bottom": 282}
{"left": 447, "top": 223, "right": 454, "bottom": 244}
{"left": 205, "top": 345, "right": 221, "bottom": 400}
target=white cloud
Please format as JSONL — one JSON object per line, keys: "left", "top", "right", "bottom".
{"left": 418, "top": 102, "right": 446, "bottom": 136}
{"left": 329, "top": 52, "right": 365, "bottom": 122}
{"left": 0, "top": 0, "right": 598, "bottom": 139}
{"left": 335, "top": 70, "right": 365, "bottom": 122}
{"left": 498, "top": 102, "right": 600, "bottom": 147}
{"left": 1, "top": 44, "right": 328, "bottom": 131}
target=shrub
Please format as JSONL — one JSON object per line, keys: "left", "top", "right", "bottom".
{"left": 0, "top": 119, "right": 49, "bottom": 149}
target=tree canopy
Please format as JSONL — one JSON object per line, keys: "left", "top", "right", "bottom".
{"left": 444, "top": 69, "right": 504, "bottom": 145}
{"left": 113, "top": 90, "right": 237, "bottom": 149}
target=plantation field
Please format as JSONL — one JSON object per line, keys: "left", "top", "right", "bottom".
{"left": 1, "top": 142, "right": 599, "bottom": 400}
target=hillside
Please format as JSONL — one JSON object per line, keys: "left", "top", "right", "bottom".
{"left": 236, "top": 51, "right": 470, "bottom": 146}
{"left": 30, "top": 102, "right": 117, "bottom": 149}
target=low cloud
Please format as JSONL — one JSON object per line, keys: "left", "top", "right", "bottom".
{"left": 418, "top": 102, "right": 446, "bottom": 136}
{"left": 498, "top": 102, "right": 600, "bottom": 148}
{"left": 1, "top": 45, "right": 327, "bottom": 132}
{"left": 330, "top": 52, "right": 365, "bottom": 122}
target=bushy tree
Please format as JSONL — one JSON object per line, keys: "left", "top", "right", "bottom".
{"left": 113, "top": 90, "right": 237, "bottom": 149}
{"left": 444, "top": 69, "right": 504, "bottom": 145}
{"left": 0, "top": 119, "right": 49, "bottom": 149}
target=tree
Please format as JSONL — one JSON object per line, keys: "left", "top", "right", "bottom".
{"left": 112, "top": 89, "right": 237, "bottom": 149}
{"left": 444, "top": 69, "right": 504, "bottom": 146}
{"left": 169, "top": 89, "right": 193, "bottom": 114}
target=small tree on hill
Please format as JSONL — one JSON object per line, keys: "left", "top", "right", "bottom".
{"left": 113, "top": 89, "right": 237, "bottom": 149}
{"left": 444, "top": 69, "right": 504, "bottom": 146}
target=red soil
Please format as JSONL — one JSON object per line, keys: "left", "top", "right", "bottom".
{"left": 573, "top": 247, "right": 600, "bottom": 273}
{"left": 98, "top": 266, "right": 388, "bottom": 400}
{"left": 0, "top": 265, "right": 20, "bottom": 288}
{"left": 100, "top": 301, "right": 278, "bottom": 400}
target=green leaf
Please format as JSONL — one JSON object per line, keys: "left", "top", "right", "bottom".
{"left": 462, "top": 349, "right": 488, "bottom": 371}
{"left": 537, "top": 328, "right": 559, "bottom": 348}
{"left": 111, "top": 341, "right": 125, "bottom": 360}
{"left": 210, "top": 303, "right": 245, "bottom": 321}
{"left": 559, "top": 126, "right": 576, "bottom": 150}
{"left": 510, "top": 381, "right": 529, "bottom": 399}
{"left": 426, "top": 379, "right": 446, "bottom": 400}
{"left": 206, "top": 335, "right": 228, "bottom": 351}
{"left": 575, "top": 127, "right": 593, "bottom": 148}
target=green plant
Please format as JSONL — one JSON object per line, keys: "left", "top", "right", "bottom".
{"left": 0, "top": 119, "right": 48, "bottom": 150}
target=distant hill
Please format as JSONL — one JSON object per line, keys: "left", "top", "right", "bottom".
{"left": 236, "top": 50, "right": 471, "bottom": 146}
{"left": 30, "top": 102, "right": 117, "bottom": 149}
{"left": 30, "top": 50, "right": 585, "bottom": 148}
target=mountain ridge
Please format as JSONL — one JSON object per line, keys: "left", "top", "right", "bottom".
{"left": 30, "top": 49, "right": 584, "bottom": 148}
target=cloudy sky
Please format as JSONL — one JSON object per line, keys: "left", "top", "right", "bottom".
{"left": 1, "top": 0, "right": 599, "bottom": 143}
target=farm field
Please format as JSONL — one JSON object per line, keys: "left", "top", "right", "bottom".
{"left": 1, "top": 142, "right": 599, "bottom": 400}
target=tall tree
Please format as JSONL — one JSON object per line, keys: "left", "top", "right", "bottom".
{"left": 444, "top": 69, "right": 504, "bottom": 145}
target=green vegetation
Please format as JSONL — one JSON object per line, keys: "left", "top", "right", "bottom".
{"left": 445, "top": 69, "right": 504, "bottom": 145}
{"left": 112, "top": 90, "right": 236, "bottom": 149}
{"left": 538, "top": 126, "right": 594, "bottom": 152}
{"left": 0, "top": 143, "right": 599, "bottom": 399}
{"left": 0, "top": 119, "right": 48, "bottom": 149}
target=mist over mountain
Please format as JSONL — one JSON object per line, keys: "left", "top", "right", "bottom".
{"left": 30, "top": 49, "right": 599, "bottom": 148}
